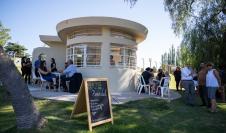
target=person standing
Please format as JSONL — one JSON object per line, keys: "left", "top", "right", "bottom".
{"left": 21, "top": 57, "right": 26, "bottom": 78}
{"left": 34, "top": 54, "right": 43, "bottom": 77}
{"left": 174, "top": 67, "right": 181, "bottom": 91}
{"left": 181, "top": 64, "right": 195, "bottom": 106}
{"left": 198, "top": 63, "right": 209, "bottom": 107}
{"left": 25, "top": 58, "right": 32, "bottom": 84}
{"left": 219, "top": 65, "right": 226, "bottom": 102}
{"left": 206, "top": 63, "right": 221, "bottom": 112}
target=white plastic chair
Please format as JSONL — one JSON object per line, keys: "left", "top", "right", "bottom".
{"left": 158, "top": 77, "right": 170, "bottom": 99}
{"left": 32, "top": 70, "right": 41, "bottom": 86}
{"left": 38, "top": 72, "right": 50, "bottom": 91}
{"left": 137, "top": 75, "right": 151, "bottom": 95}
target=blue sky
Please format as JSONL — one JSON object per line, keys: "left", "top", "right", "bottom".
{"left": 0, "top": 0, "right": 181, "bottom": 68}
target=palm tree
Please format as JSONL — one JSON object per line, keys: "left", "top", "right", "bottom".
{"left": 0, "top": 46, "right": 45, "bottom": 129}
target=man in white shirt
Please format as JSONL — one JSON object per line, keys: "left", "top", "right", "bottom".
{"left": 61, "top": 59, "right": 77, "bottom": 91}
{"left": 181, "top": 64, "right": 195, "bottom": 106}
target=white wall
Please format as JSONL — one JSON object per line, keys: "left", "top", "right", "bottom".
{"left": 32, "top": 44, "right": 66, "bottom": 71}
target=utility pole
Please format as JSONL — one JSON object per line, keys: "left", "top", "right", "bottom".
{"left": 142, "top": 58, "right": 145, "bottom": 70}
{"left": 149, "top": 58, "right": 152, "bottom": 68}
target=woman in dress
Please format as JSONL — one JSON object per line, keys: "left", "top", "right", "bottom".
{"left": 38, "top": 60, "right": 57, "bottom": 88}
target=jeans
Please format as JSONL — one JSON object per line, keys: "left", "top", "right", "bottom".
{"left": 182, "top": 80, "right": 195, "bottom": 105}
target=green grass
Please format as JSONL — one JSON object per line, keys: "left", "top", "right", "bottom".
{"left": 169, "top": 74, "right": 176, "bottom": 90}
{"left": 0, "top": 87, "right": 226, "bottom": 133}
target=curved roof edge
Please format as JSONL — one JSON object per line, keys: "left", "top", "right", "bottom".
{"left": 56, "top": 16, "right": 148, "bottom": 43}
{"left": 39, "top": 35, "right": 63, "bottom": 46}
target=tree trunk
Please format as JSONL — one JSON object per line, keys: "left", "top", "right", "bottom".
{"left": 0, "top": 55, "right": 45, "bottom": 129}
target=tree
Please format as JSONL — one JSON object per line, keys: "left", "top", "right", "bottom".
{"left": 124, "top": 0, "right": 137, "bottom": 7}
{"left": 0, "top": 22, "right": 11, "bottom": 46}
{"left": 161, "top": 45, "right": 177, "bottom": 66}
{"left": 164, "top": 0, "right": 226, "bottom": 67}
{"left": 176, "top": 46, "right": 181, "bottom": 66}
{"left": 0, "top": 23, "right": 45, "bottom": 129}
{"left": 4, "top": 42, "right": 27, "bottom": 57}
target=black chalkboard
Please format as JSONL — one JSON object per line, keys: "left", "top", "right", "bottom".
{"left": 71, "top": 78, "right": 113, "bottom": 131}
{"left": 87, "top": 81, "right": 111, "bottom": 123}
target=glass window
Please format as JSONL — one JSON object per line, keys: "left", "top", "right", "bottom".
{"left": 86, "top": 45, "right": 101, "bottom": 66}
{"left": 111, "top": 29, "right": 135, "bottom": 41}
{"left": 68, "top": 28, "right": 102, "bottom": 40}
{"left": 110, "top": 44, "right": 137, "bottom": 69}
{"left": 66, "top": 43, "right": 101, "bottom": 67}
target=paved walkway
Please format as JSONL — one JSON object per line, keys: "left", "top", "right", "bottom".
{"left": 29, "top": 85, "right": 181, "bottom": 104}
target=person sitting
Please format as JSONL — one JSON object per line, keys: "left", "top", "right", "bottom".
{"left": 156, "top": 69, "right": 165, "bottom": 81}
{"left": 50, "top": 58, "right": 57, "bottom": 72}
{"left": 61, "top": 59, "right": 77, "bottom": 91}
{"left": 110, "top": 55, "right": 115, "bottom": 66}
{"left": 64, "top": 62, "right": 68, "bottom": 69}
{"left": 38, "top": 60, "right": 57, "bottom": 89}
{"left": 141, "top": 67, "right": 154, "bottom": 93}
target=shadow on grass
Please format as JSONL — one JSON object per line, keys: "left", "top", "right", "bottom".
{"left": 1, "top": 83, "right": 226, "bottom": 133}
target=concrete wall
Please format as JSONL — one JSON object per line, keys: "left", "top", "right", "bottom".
{"left": 65, "top": 26, "right": 138, "bottom": 92}
{"left": 37, "top": 17, "right": 148, "bottom": 92}
{"left": 32, "top": 44, "right": 66, "bottom": 70}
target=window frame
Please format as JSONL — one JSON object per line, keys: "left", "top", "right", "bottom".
{"left": 66, "top": 43, "right": 102, "bottom": 67}
{"left": 110, "top": 44, "right": 137, "bottom": 69}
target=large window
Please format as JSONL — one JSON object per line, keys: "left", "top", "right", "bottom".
{"left": 66, "top": 43, "right": 101, "bottom": 67}
{"left": 110, "top": 44, "right": 136, "bottom": 69}
{"left": 68, "top": 28, "right": 102, "bottom": 40}
{"left": 111, "top": 29, "right": 135, "bottom": 41}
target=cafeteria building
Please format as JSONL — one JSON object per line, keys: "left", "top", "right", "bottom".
{"left": 32, "top": 17, "right": 148, "bottom": 92}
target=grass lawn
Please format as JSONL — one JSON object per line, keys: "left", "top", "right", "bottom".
{"left": 1, "top": 87, "right": 226, "bottom": 133}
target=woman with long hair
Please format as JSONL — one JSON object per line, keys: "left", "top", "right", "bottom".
{"left": 38, "top": 60, "right": 57, "bottom": 89}
{"left": 24, "top": 58, "right": 32, "bottom": 84}
{"left": 21, "top": 57, "right": 26, "bottom": 78}
{"left": 50, "top": 58, "right": 57, "bottom": 72}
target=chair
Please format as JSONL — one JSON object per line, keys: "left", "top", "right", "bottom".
{"left": 69, "top": 73, "right": 83, "bottom": 93}
{"left": 32, "top": 70, "right": 40, "bottom": 85}
{"left": 137, "top": 75, "right": 151, "bottom": 95}
{"left": 38, "top": 72, "right": 50, "bottom": 91}
{"left": 158, "top": 77, "right": 170, "bottom": 100}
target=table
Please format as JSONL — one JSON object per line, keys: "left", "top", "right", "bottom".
{"left": 52, "top": 72, "right": 61, "bottom": 91}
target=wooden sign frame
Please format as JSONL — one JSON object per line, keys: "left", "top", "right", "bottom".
{"left": 71, "top": 78, "right": 113, "bottom": 131}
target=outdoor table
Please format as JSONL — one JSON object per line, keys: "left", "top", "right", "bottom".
{"left": 52, "top": 72, "right": 61, "bottom": 91}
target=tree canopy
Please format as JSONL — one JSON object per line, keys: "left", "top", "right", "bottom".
{"left": 164, "top": 0, "right": 226, "bottom": 68}
{"left": 4, "top": 42, "right": 27, "bottom": 57}
{"left": 0, "top": 22, "right": 11, "bottom": 46}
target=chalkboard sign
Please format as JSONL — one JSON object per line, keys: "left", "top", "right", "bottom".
{"left": 87, "top": 81, "right": 111, "bottom": 123}
{"left": 71, "top": 78, "right": 113, "bottom": 131}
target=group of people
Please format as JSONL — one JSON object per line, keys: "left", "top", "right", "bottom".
{"left": 141, "top": 63, "right": 225, "bottom": 113}
{"left": 141, "top": 67, "right": 170, "bottom": 94}
{"left": 180, "top": 63, "right": 225, "bottom": 113}
{"left": 30, "top": 54, "right": 78, "bottom": 91}
{"left": 21, "top": 57, "right": 32, "bottom": 84}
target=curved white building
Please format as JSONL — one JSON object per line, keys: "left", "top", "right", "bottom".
{"left": 33, "top": 17, "right": 148, "bottom": 92}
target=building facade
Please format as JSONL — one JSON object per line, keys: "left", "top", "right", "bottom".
{"left": 33, "top": 17, "right": 148, "bottom": 92}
